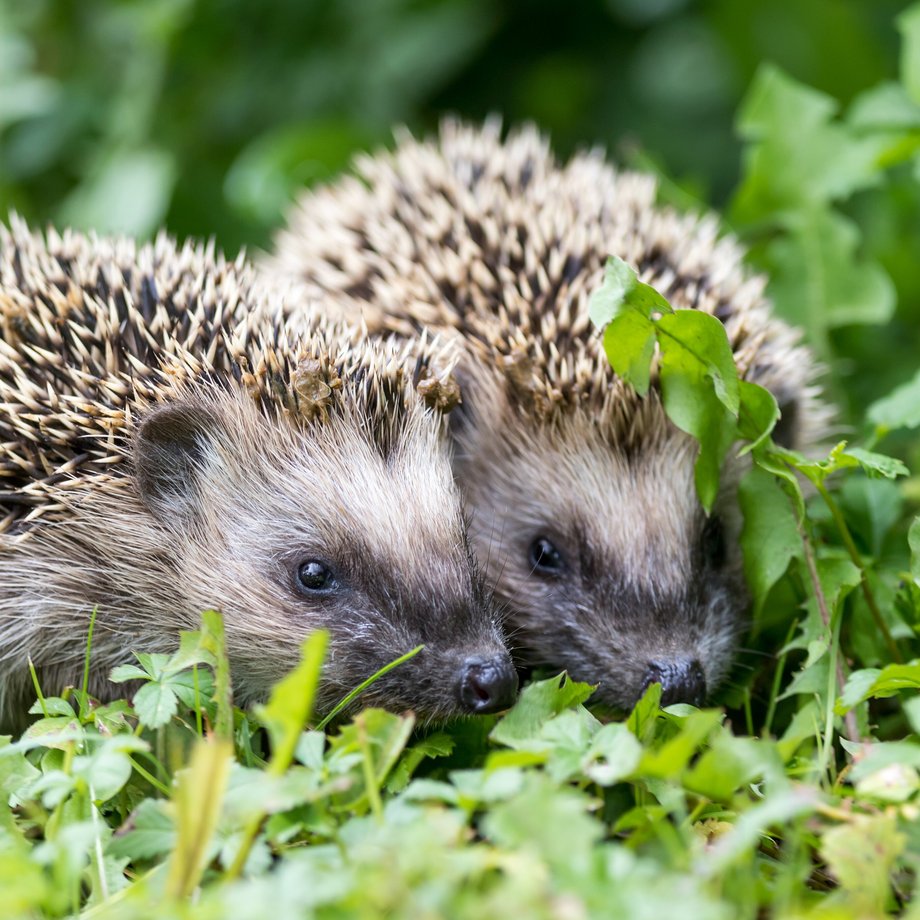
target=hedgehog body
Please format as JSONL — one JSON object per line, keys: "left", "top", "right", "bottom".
{"left": 265, "top": 120, "right": 827, "bottom": 709}
{"left": 0, "top": 216, "right": 516, "bottom": 724}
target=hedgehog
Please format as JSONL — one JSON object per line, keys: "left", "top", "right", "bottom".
{"left": 263, "top": 119, "right": 828, "bottom": 710}
{"left": 0, "top": 215, "right": 518, "bottom": 726}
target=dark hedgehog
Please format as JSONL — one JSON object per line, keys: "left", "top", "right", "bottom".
{"left": 0, "top": 215, "right": 517, "bottom": 724}
{"left": 264, "top": 119, "right": 828, "bottom": 709}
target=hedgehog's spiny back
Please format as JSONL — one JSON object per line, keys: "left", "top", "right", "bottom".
{"left": 267, "top": 120, "right": 826, "bottom": 444}
{"left": 0, "top": 217, "right": 459, "bottom": 531}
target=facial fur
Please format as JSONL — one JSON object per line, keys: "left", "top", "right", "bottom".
{"left": 452, "top": 370, "right": 747, "bottom": 708}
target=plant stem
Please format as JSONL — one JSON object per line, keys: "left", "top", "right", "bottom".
{"left": 815, "top": 481, "right": 902, "bottom": 664}
{"left": 798, "top": 521, "right": 860, "bottom": 748}
{"left": 764, "top": 618, "right": 798, "bottom": 737}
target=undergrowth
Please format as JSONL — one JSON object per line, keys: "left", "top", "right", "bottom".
{"left": 5, "top": 6, "right": 920, "bottom": 920}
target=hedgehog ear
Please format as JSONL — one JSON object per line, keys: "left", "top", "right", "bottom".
{"left": 134, "top": 402, "right": 223, "bottom": 522}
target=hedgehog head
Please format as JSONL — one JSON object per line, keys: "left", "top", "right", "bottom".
{"left": 446, "top": 353, "right": 748, "bottom": 711}
{"left": 0, "top": 218, "right": 517, "bottom": 721}
{"left": 119, "top": 335, "right": 516, "bottom": 719}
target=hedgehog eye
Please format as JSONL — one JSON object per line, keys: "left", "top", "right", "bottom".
{"left": 295, "top": 560, "right": 336, "bottom": 594}
{"left": 701, "top": 516, "right": 726, "bottom": 570}
{"left": 529, "top": 537, "right": 565, "bottom": 576}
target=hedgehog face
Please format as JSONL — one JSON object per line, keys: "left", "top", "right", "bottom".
{"left": 451, "top": 400, "right": 748, "bottom": 711}
{"left": 133, "top": 394, "right": 517, "bottom": 720}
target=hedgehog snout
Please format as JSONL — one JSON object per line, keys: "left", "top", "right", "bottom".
{"left": 641, "top": 658, "right": 706, "bottom": 707}
{"left": 457, "top": 654, "right": 519, "bottom": 714}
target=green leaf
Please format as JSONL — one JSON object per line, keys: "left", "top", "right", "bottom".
{"left": 849, "top": 82, "right": 920, "bottom": 132}
{"left": 588, "top": 256, "right": 673, "bottom": 328}
{"left": 328, "top": 709, "right": 416, "bottom": 811}
{"left": 490, "top": 674, "right": 595, "bottom": 750}
{"left": 736, "top": 381, "right": 779, "bottom": 452}
{"left": 132, "top": 681, "right": 178, "bottom": 730}
{"left": 837, "top": 661, "right": 920, "bottom": 712}
{"left": 868, "top": 368, "right": 920, "bottom": 433}
{"left": 588, "top": 255, "right": 641, "bottom": 327}
{"left": 821, "top": 814, "right": 904, "bottom": 916}
{"left": 601, "top": 312, "right": 656, "bottom": 396}
{"left": 638, "top": 708, "right": 723, "bottom": 779}
{"left": 590, "top": 256, "right": 670, "bottom": 396}
{"left": 910, "top": 516, "right": 920, "bottom": 585}
{"left": 73, "top": 746, "right": 134, "bottom": 803}
{"left": 733, "top": 65, "right": 886, "bottom": 222}
{"left": 739, "top": 467, "right": 802, "bottom": 615}
{"left": 57, "top": 147, "right": 177, "bottom": 239}
{"left": 765, "top": 210, "right": 895, "bottom": 352}
{"left": 539, "top": 708, "right": 602, "bottom": 778}
{"left": 108, "top": 664, "right": 152, "bottom": 684}
{"left": 658, "top": 310, "right": 740, "bottom": 414}
{"left": 581, "top": 723, "right": 642, "bottom": 786}
{"left": 482, "top": 774, "right": 603, "bottom": 869}
{"left": 657, "top": 311, "right": 738, "bottom": 511}
{"left": 106, "top": 799, "right": 175, "bottom": 861}
{"left": 628, "top": 682, "right": 663, "bottom": 744}
{"left": 684, "top": 734, "right": 783, "bottom": 802}
{"left": 842, "top": 446, "right": 909, "bottom": 479}
{"left": 256, "top": 630, "right": 328, "bottom": 768}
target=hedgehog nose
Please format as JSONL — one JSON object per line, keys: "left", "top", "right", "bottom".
{"left": 458, "top": 655, "right": 519, "bottom": 714}
{"left": 643, "top": 658, "right": 706, "bottom": 707}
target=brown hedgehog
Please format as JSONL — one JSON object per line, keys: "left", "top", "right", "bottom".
{"left": 0, "top": 215, "right": 517, "bottom": 725}
{"left": 264, "top": 119, "right": 827, "bottom": 709}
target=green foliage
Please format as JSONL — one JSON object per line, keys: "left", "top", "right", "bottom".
{"left": 590, "top": 255, "right": 756, "bottom": 510}
{"left": 4, "top": 1, "right": 920, "bottom": 917}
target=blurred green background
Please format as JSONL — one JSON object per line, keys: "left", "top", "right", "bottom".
{"left": 0, "top": 0, "right": 905, "bottom": 248}
{"left": 1, "top": 0, "right": 918, "bottom": 421}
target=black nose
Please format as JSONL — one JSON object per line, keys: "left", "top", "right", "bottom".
{"left": 643, "top": 658, "right": 706, "bottom": 707}
{"left": 458, "top": 655, "right": 519, "bottom": 714}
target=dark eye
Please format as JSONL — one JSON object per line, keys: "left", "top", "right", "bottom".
{"left": 296, "top": 560, "right": 336, "bottom": 593}
{"left": 702, "top": 516, "right": 726, "bottom": 570}
{"left": 529, "top": 537, "right": 565, "bottom": 576}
